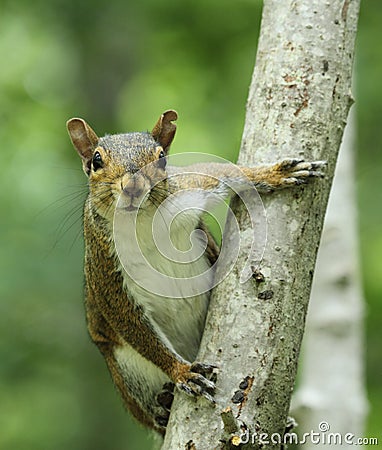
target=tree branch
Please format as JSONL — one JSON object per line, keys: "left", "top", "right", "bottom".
{"left": 292, "top": 108, "right": 368, "bottom": 444}
{"left": 163, "top": 1, "right": 360, "bottom": 448}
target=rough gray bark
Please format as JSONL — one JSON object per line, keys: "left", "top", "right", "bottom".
{"left": 291, "top": 108, "right": 368, "bottom": 445}
{"left": 163, "top": 1, "right": 360, "bottom": 449}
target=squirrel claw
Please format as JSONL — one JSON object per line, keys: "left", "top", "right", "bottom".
{"left": 177, "top": 382, "right": 198, "bottom": 397}
{"left": 154, "top": 381, "right": 175, "bottom": 429}
{"left": 176, "top": 380, "right": 216, "bottom": 404}
{"left": 157, "top": 383, "right": 175, "bottom": 411}
{"left": 201, "top": 391, "right": 216, "bottom": 405}
{"left": 280, "top": 159, "right": 327, "bottom": 186}
{"left": 188, "top": 372, "right": 215, "bottom": 393}
{"left": 190, "top": 361, "right": 218, "bottom": 376}
{"left": 175, "top": 361, "right": 217, "bottom": 403}
{"left": 154, "top": 412, "right": 170, "bottom": 429}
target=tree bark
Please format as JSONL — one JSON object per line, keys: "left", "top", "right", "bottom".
{"left": 291, "top": 108, "right": 368, "bottom": 446}
{"left": 163, "top": 1, "right": 360, "bottom": 449}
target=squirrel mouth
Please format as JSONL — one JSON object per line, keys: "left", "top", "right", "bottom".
{"left": 123, "top": 205, "right": 139, "bottom": 212}
{"left": 116, "top": 192, "right": 149, "bottom": 213}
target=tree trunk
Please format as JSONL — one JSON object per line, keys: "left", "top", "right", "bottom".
{"left": 163, "top": 1, "right": 360, "bottom": 449}
{"left": 291, "top": 108, "right": 368, "bottom": 446}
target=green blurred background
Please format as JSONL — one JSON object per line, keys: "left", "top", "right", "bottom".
{"left": 0, "top": 1, "right": 380, "bottom": 449}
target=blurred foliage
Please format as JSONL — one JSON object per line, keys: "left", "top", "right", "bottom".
{"left": 0, "top": 0, "right": 380, "bottom": 448}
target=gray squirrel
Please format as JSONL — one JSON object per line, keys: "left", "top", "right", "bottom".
{"left": 66, "top": 110, "right": 324, "bottom": 434}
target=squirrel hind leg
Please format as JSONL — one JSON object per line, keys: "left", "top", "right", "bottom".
{"left": 101, "top": 342, "right": 171, "bottom": 433}
{"left": 154, "top": 383, "right": 175, "bottom": 430}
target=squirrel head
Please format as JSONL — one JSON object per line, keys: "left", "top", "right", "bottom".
{"left": 67, "top": 110, "right": 178, "bottom": 219}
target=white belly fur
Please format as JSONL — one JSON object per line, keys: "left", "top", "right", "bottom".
{"left": 112, "top": 201, "right": 213, "bottom": 388}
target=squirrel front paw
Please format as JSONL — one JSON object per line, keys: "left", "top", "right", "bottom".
{"left": 174, "top": 361, "right": 217, "bottom": 404}
{"left": 277, "top": 159, "right": 326, "bottom": 187}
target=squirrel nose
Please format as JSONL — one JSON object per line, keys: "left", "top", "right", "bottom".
{"left": 122, "top": 174, "right": 145, "bottom": 199}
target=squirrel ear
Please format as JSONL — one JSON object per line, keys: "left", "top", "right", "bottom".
{"left": 151, "top": 110, "right": 178, "bottom": 152}
{"left": 66, "top": 118, "right": 99, "bottom": 175}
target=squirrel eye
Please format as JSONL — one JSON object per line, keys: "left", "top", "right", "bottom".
{"left": 92, "top": 151, "right": 103, "bottom": 171}
{"left": 158, "top": 150, "right": 166, "bottom": 169}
